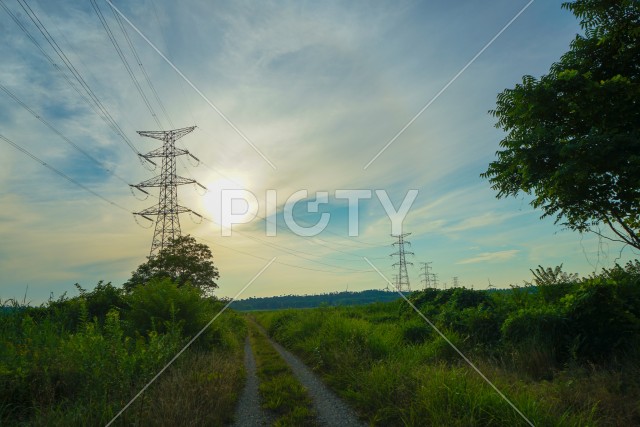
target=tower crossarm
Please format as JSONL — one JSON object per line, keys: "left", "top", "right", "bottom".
{"left": 392, "top": 241, "right": 411, "bottom": 247}
{"left": 392, "top": 261, "right": 414, "bottom": 266}
{"left": 141, "top": 146, "right": 192, "bottom": 159}
{"left": 132, "top": 174, "right": 198, "bottom": 188}
{"left": 134, "top": 204, "right": 200, "bottom": 217}
{"left": 137, "top": 153, "right": 157, "bottom": 166}
{"left": 137, "top": 126, "right": 196, "bottom": 141}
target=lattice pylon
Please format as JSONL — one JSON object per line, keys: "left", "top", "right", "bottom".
{"left": 132, "top": 126, "right": 205, "bottom": 256}
{"left": 390, "top": 232, "right": 413, "bottom": 292}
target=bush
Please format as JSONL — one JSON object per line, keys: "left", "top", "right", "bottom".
{"left": 448, "top": 288, "right": 493, "bottom": 310}
{"left": 76, "top": 281, "right": 126, "bottom": 325}
{"left": 124, "top": 278, "right": 212, "bottom": 340}
{"left": 501, "top": 306, "right": 568, "bottom": 347}
{"left": 456, "top": 306, "right": 502, "bottom": 345}
{"left": 401, "top": 319, "right": 432, "bottom": 344}
{"left": 562, "top": 278, "right": 640, "bottom": 361}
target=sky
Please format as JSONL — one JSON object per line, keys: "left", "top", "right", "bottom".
{"left": 0, "top": 0, "right": 636, "bottom": 304}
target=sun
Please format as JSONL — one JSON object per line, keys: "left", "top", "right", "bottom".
{"left": 202, "top": 176, "right": 258, "bottom": 230}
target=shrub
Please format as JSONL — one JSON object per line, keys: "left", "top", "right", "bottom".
{"left": 562, "top": 278, "right": 640, "bottom": 361}
{"left": 124, "top": 277, "right": 211, "bottom": 339}
{"left": 448, "top": 288, "right": 493, "bottom": 310}
{"left": 456, "top": 306, "right": 502, "bottom": 345}
{"left": 75, "top": 281, "right": 126, "bottom": 325}
{"left": 530, "top": 264, "right": 579, "bottom": 303}
{"left": 401, "top": 319, "right": 432, "bottom": 344}
{"left": 501, "top": 306, "right": 568, "bottom": 348}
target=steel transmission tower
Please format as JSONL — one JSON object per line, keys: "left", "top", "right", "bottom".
{"left": 387, "top": 274, "right": 399, "bottom": 292}
{"left": 132, "top": 126, "right": 205, "bottom": 256}
{"left": 419, "top": 262, "right": 432, "bottom": 290}
{"left": 431, "top": 273, "right": 439, "bottom": 289}
{"left": 390, "top": 233, "right": 414, "bottom": 292}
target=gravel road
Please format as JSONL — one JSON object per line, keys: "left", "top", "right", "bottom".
{"left": 232, "top": 325, "right": 366, "bottom": 426}
{"left": 254, "top": 322, "right": 366, "bottom": 426}
{"left": 231, "top": 337, "right": 270, "bottom": 426}
{"left": 267, "top": 336, "right": 367, "bottom": 426}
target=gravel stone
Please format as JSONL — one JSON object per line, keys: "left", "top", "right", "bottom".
{"left": 231, "top": 337, "right": 270, "bottom": 426}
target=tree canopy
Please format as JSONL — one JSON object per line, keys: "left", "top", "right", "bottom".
{"left": 482, "top": 0, "right": 640, "bottom": 249}
{"left": 124, "top": 235, "right": 219, "bottom": 295}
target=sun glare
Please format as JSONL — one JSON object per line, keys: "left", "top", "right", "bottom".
{"left": 203, "top": 176, "right": 258, "bottom": 230}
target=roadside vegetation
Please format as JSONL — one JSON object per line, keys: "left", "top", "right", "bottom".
{"left": 0, "top": 239, "right": 245, "bottom": 427}
{"left": 233, "top": 289, "right": 405, "bottom": 311}
{"left": 255, "top": 261, "right": 640, "bottom": 426}
{"left": 248, "top": 319, "right": 317, "bottom": 426}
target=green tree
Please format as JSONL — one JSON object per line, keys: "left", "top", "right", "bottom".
{"left": 530, "top": 264, "right": 579, "bottom": 286}
{"left": 482, "top": 0, "right": 640, "bottom": 249}
{"left": 125, "top": 235, "right": 219, "bottom": 295}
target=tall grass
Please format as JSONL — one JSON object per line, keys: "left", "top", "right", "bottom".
{"left": 0, "top": 280, "right": 247, "bottom": 426}
{"left": 254, "top": 267, "right": 640, "bottom": 427}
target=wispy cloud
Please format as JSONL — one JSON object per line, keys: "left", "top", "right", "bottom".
{"left": 457, "top": 249, "right": 520, "bottom": 265}
{"left": 443, "top": 212, "right": 524, "bottom": 233}
{"left": 2, "top": 0, "right": 633, "bottom": 302}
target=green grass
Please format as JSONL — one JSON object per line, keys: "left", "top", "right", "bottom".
{"left": 254, "top": 301, "right": 640, "bottom": 426}
{"left": 0, "top": 281, "right": 248, "bottom": 426}
{"left": 248, "top": 320, "right": 317, "bottom": 426}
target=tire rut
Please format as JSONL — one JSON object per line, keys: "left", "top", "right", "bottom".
{"left": 255, "top": 324, "right": 366, "bottom": 427}
{"left": 231, "top": 337, "right": 271, "bottom": 426}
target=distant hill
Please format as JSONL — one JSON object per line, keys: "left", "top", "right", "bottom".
{"left": 230, "top": 289, "right": 407, "bottom": 311}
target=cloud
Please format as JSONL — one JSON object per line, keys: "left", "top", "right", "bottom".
{"left": 2, "top": 0, "right": 634, "bottom": 302}
{"left": 443, "top": 212, "right": 524, "bottom": 233}
{"left": 457, "top": 249, "right": 520, "bottom": 265}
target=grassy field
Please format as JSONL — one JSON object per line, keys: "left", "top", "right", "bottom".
{"left": 2, "top": 262, "right": 639, "bottom": 426}
{"left": 254, "top": 262, "right": 640, "bottom": 426}
{"left": 0, "top": 279, "right": 246, "bottom": 426}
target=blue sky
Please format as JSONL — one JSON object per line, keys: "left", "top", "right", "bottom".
{"left": 0, "top": 0, "right": 636, "bottom": 304}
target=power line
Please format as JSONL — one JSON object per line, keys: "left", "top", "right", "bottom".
{"left": 4, "top": 0, "right": 150, "bottom": 165}
{"left": 0, "top": 83, "right": 132, "bottom": 187}
{"left": 0, "top": 132, "right": 130, "bottom": 213}
{"left": 193, "top": 233, "right": 374, "bottom": 275}
{"left": 111, "top": 5, "right": 174, "bottom": 128}
{"left": 199, "top": 216, "right": 376, "bottom": 273}
{"left": 0, "top": 134, "right": 376, "bottom": 276}
{"left": 97, "top": 1, "right": 202, "bottom": 187}
{"left": 103, "top": 0, "right": 204, "bottom": 187}
{"left": 90, "top": 0, "right": 162, "bottom": 130}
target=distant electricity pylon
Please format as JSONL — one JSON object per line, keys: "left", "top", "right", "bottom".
{"left": 132, "top": 126, "right": 206, "bottom": 256}
{"left": 453, "top": 276, "right": 460, "bottom": 288}
{"left": 390, "top": 233, "right": 413, "bottom": 292}
{"left": 419, "top": 262, "right": 432, "bottom": 289}
{"left": 431, "top": 273, "right": 439, "bottom": 289}
{"left": 386, "top": 275, "right": 398, "bottom": 292}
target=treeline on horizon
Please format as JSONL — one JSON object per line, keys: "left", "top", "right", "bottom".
{"left": 231, "top": 286, "right": 536, "bottom": 311}
{"left": 231, "top": 289, "right": 409, "bottom": 311}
